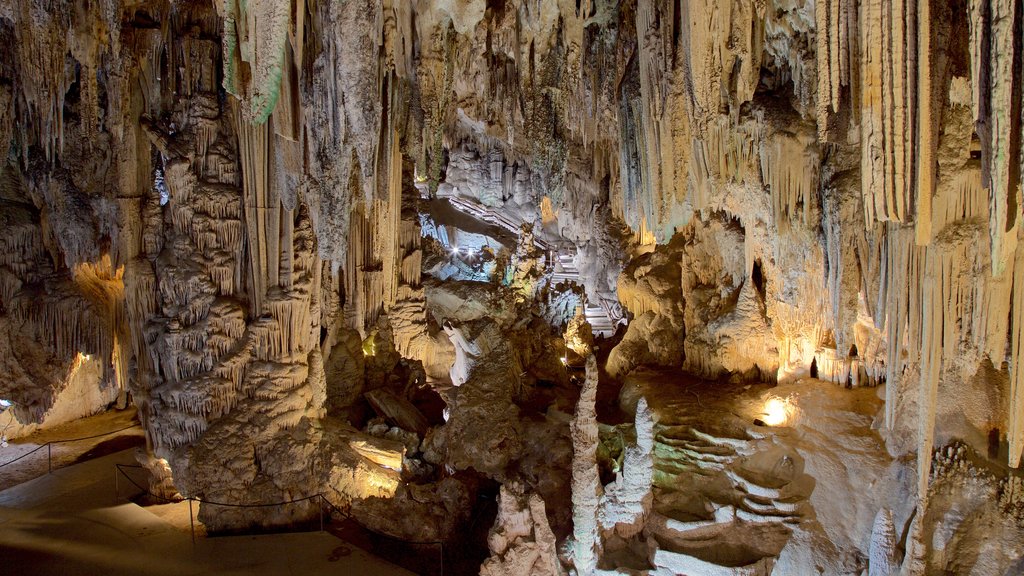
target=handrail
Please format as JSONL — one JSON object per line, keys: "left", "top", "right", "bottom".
{"left": 114, "top": 463, "right": 446, "bottom": 575}
{"left": 0, "top": 422, "right": 140, "bottom": 470}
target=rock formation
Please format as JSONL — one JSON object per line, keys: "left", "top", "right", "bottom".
{"left": 1, "top": 0, "right": 1024, "bottom": 574}
{"left": 598, "top": 396, "right": 654, "bottom": 539}
{"left": 868, "top": 508, "right": 897, "bottom": 576}
{"left": 480, "top": 482, "right": 564, "bottom": 576}
{"left": 570, "top": 354, "right": 601, "bottom": 575}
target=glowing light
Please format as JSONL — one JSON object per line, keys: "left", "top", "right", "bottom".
{"left": 349, "top": 439, "right": 403, "bottom": 472}
{"left": 361, "top": 334, "right": 377, "bottom": 357}
{"left": 0, "top": 400, "right": 10, "bottom": 408}
{"left": 560, "top": 357, "right": 568, "bottom": 365}
{"left": 762, "top": 397, "right": 790, "bottom": 426}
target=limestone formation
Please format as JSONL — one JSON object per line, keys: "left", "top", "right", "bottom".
{"left": 1, "top": 1, "right": 1024, "bottom": 574}
{"left": 598, "top": 397, "right": 654, "bottom": 538}
{"left": 868, "top": 508, "right": 897, "bottom": 576}
{"left": 480, "top": 482, "right": 564, "bottom": 576}
{"left": 570, "top": 354, "right": 601, "bottom": 576}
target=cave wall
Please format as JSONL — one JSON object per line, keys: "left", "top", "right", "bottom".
{"left": 0, "top": 0, "right": 1021, "bottom": 562}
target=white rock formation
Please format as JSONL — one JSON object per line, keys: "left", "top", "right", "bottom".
{"left": 442, "top": 320, "right": 481, "bottom": 386}
{"left": 598, "top": 397, "right": 654, "bottom": 538}
{"left": 480, "top": 483, "right": 564, "bottom": 576}
{"left": 570, "top": 354, "right": 601, "bottom": 575}
{"left": 135, "top": 448, "right": 182, "bottom": 501}
{"left": 868, "top": 508, "right": 897, "bottom": 576}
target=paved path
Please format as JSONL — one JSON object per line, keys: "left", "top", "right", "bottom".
{"left": 0, "top": 448, "right": 414, "bottom": 576}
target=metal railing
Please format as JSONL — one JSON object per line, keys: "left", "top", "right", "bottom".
{"left": 113, "top": 464, "right": 446, "bottom": 575}
{"left": 0, "top": 423, "right": 140, "bottom": 473}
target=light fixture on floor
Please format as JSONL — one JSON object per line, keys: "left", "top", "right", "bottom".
{"left": 762, "top": 397, "right": 790, "bottom": 426}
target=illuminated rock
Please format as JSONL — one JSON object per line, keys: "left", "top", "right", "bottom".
{"left": 1, "top": 1, "right": 1024, "bottom": 573}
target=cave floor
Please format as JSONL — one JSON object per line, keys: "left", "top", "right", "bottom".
{"left": 0, "top": 408, "right": 145, "bottom": 491}
{"left": 0, "top": 447, "right": 414, "bottom": 576}
{"left": 618, "top": 372, "right": 892, "bottom": 572}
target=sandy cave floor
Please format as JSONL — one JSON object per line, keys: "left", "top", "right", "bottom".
{"left": 0, "top": 446, "right": 415, "bottom": 576}
{"left": 0, "top": 408, "right": 145, "bottom": 492}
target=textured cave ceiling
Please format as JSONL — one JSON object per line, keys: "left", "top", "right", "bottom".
{"left": 1, "top": 0, "right": 1024, "bottom": 574}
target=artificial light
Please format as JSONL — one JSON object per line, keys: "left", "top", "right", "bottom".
{"left": 762, "top": 397, "right": 789, "bottom": 426}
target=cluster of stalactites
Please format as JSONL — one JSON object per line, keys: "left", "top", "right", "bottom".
{"left": 221, "top": 0, "right": 304, "bottom": 127}
{"left": 789, "top": 0, "right": 1024, "bottom": 478}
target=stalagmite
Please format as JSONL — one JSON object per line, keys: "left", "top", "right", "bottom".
{"left": 442, "top": 320, "right": 481, "bottom": 387}
{"left": 868, "top": 508, "right": 897, "bottom": 576}
{"left": 3, "top": 1, "right": 1024, "bottom": 572}
{"left": 480, "top": 483, "right": 565, "bottom": 576}
{"left": 598, "top": 397, "right": 654, "bottom": 538}
{"left": 570, "top": 354, "right": 600, "bottom": 576}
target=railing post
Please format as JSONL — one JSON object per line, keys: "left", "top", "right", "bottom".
{"left": 114, "top": 466, "right": 118, "bottom": 500}
{"left": 319, "top": 495, "right": 324, "bottom": 532}
{"left": 188, "top": 498, "right": 195, "bottom": 545}
{"left": 47, "top": 443, "right": 51, "bottom": 473}
{"left": 439, "top": 542, "right": 443, "bottom": 576}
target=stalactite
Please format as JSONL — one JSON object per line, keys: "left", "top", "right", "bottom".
{"left": 970, "top": 0, "right": 1023, "bottom": 278}
{"left": 760, "top": 129, "right": 819, "bottom": 233}
{"left": 916, "top": 250, "right": 948, "bottom": 499}
{"left": 235, "top": 107, "right": 278, "bottom": 316}
{"left": 628, "top": 0, "right": 678, "bottom": 241}
{"left": 1009, "top": 244, "right": 1024, "bottom": 466}
{"left": 858, "top": 0, "right": 920, "bottom": 228}
{"left": 882, "top": 225, "right": 917, "bottom": 429}
{"left": 341, "top": 80, "right": 409, "bottom": 334}
{"left": 12, "top": 0, "right": 71, "bottom": 164}
{"left": 689, "top": 116, "right": 763, "bottom": 215}
{"left": 222, "top": 0, "right": 294, "bottom": 124}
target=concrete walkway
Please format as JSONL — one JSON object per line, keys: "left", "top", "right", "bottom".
{"left": 0, "top": 448, "right": 414, "bottom": 575}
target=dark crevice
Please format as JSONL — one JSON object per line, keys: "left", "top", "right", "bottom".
{"left": 1006, "top": 0, "right": 1023, "bottom": 231}
{"left": 751, "top": 259, "right": 766, "bottom": 302}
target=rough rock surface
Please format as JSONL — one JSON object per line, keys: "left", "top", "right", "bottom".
{"left": 480, "top": 482, "right": 564, "bottom": 576}
{"left": 1, "top": 1, "right": 1024, "bottom": 574}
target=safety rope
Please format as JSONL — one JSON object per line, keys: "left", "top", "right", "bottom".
{"left": 0, "top": 422, "right": 140, "bottom": 468}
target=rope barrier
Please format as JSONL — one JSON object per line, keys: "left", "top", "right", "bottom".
{"left": 115, "top": 464, "right": 182, "bottom": 504}
{"left": 5, "top": 421, "right": 448, "bottom": 572}
{"left": 0, "top": 422, "right": 141, "bottom": 468}
{"left": 50, "top": 423, "right": 140, "bottom": 444}
{"left": 325, "top": 485, "right": 446, "bottom": 545}
{"left": 0, "top": 444, "right": 49, "bottom": 468}
{"left": 113, "top": 463, "right": 446, "bottom": 574}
